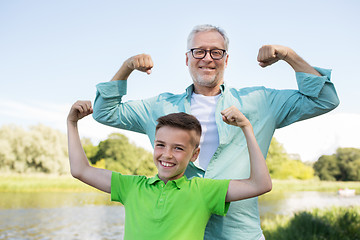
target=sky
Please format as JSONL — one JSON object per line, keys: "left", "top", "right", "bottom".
{"left": 1, "top": 0, "right": 359, "bottom": 162}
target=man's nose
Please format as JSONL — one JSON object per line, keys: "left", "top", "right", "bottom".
{"left": 202, "top": 51, "right": 213, "bottom": 61}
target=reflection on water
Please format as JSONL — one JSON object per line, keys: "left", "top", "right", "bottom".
{"left": 1, "top": 206, "right": 124, "bottom": 240}
{"left": 258, "top": 191, "right": 360, "bottom": 218}
{"left": 0, "top": 192, "right": 117, "bottom": 209}
{"left": 1, "top": 191, "right": 359, "bottom": 239}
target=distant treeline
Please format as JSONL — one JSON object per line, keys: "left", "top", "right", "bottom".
{"left": 0, "top": 124, "right": 359, "bottom": 181}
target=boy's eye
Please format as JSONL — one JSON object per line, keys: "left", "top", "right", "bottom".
{"left": 156, "top": 143, "right": 165, "bottom": 147}
{"left": 175, "top": 147, "right": 184, "bottom": 151}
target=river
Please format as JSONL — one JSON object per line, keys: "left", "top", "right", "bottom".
{"left": 1, "top": 191, "right": 359, "bottom": 239}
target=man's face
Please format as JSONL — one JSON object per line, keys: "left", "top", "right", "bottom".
{"left": 186, "top": 31, "right": 229, "bottom": 91}
{"left": 153, "top": 126, "right": 199, "bottom": 183}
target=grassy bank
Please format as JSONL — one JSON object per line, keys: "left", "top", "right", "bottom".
{"left": 1, "top": 174, "right": 360, "bottom": 193}
{"left": 271, "top": 179, "right": 360, "bottom": 193}
{"left": 0, "top": 174, "right": 96, "bottom": 192}
{"left": 262, "top": 206, "right": 360, "bottom": 240}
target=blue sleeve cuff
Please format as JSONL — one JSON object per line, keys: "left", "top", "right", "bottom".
{"left": 96, "top": 80, "right": 127, "bottom": 99}
{"left": 296, "top": 67, "right": 331, "bottom": 98}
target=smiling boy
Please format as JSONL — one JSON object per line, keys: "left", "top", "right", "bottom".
{"left": 67, "top": 100, "right": 272, "bottom": 240}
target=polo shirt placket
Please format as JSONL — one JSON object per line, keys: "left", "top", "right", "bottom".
{"left": 154, "top": 181, "right": 166, "bottom": 220}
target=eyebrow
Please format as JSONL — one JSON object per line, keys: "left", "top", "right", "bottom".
{"left": 154, "top": 140, "right": 187, "bottom": 149}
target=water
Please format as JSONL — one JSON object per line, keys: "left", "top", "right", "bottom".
{"left": 1, "top": 191, "right": 359, "bottom": 239}
{"left": 258, "top": 191, "right": 360, "bottom": 218}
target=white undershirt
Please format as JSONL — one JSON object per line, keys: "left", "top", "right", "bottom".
{"left": 191, "top": 92, "right": 220, "bottom": 170}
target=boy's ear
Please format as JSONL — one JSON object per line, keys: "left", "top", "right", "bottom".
{"left": 190, "top": 147, "right": 200, "bottom": 162}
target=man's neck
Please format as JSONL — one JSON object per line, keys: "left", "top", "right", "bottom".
{"left": 193, "top": 85, "right": 222, "bottom": 96}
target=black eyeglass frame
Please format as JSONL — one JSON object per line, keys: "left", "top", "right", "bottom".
{"left": 188, "top": 48, "right": 227, "bottom": 60}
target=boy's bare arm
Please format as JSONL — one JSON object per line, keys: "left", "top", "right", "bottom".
{"left": 67, "top": 100, "right": 112, "bottom": 193}
{"left": 221, "top": 106, "right": 272, "bottom": 202}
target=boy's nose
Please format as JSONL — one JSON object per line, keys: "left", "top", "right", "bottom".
{"left": 163, "top": 148, "right": 173, "bottom": 159}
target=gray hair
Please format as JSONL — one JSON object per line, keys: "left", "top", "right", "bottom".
{"left": 187, "top": 24, "right": 229, "bottom": 51}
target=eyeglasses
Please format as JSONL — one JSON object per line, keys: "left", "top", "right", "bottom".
{"left": 188, "top": 48, "right": 227, "bottom": 60}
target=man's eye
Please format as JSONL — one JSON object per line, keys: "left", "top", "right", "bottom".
{"left": 212, "top": 50, "right": 222, "bottom": 56}
{"left": 194, "top": 50, "right": 205, "bottom": 55}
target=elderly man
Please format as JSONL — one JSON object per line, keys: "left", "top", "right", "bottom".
{"left": 93, "top": 24, "right": 339, "bottom": 240}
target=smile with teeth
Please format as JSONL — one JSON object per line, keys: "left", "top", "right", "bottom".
{"left": 200, "top": 67, "right": 215, "bottom": 70}
{"left": 160, "top": 161, "right": 175, "bottom": 167}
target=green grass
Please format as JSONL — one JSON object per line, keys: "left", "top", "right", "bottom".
{"left": 271, "top": 179, "right": 360, "bottom": 193}
{"left": 262, "top": 206, "right": 360, "bottom": 240}
{"left": 0, "top": 174, "right": 96, "bottom": 192}
{"left": 1, "top": 174, "right": 360, "bottom": 193}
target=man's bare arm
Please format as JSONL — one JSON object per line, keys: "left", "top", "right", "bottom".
{"left": 257, "top": 45, "right": 321, "bottom": 76}
{"left": 111, "top": 54, "right": 154, "bottom": 81}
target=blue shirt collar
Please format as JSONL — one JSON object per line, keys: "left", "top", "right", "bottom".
{"left": 185, "top": 83, "right": 226, "bottom": 97}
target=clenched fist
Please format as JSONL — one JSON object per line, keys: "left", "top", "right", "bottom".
{"left": 257, "top": 45, "right": 290, "bottom": 68}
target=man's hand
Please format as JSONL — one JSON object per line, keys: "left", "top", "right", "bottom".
{"left": 257, "top": 45, "right": 290, "bottom": 68}
{"left": 67, "top": 100, "right": 93, "bottom": 123}
{"left": 126, "top": 54, "right": 154, "bottom": 75}
{"left": 111, "top": 54, "right": 154, "bottom": 81}
{"left": 221, "top": 106, "right": 251, "bottom": 129}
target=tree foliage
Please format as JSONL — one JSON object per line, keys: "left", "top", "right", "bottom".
{"left": 0, "top": 124, "right": 156, "bottom": 176}
{"left": 0, "top": 124, "right": 69, "bottom": 174}
{"left": 1, "top": 123, "right": 319, "bottom": 180}
{"left": 84, "top": 133, "right": 156, "bottom": 176}
{"left": 267, "top": 138, "right": 314, "bottom": 180}
{"left": 314, "top": 148, "right": 360, "bottom": 181}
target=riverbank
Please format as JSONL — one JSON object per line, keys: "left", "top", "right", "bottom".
{"left": 271, "top": 179, "right": 360, "bottom": 193}
{"left": 1, "top": 174, "right": 360, "bottom": 193}
{"left": 0, "top": 174, "right": 95, "bottom": 192}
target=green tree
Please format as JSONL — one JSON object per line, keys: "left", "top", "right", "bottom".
{"left": 267, "top": 138, "right": 314, "bottom": 180}
{"left": 336, "top": 148, "right": 360, "bottom": 181}
{"left": 313, "top": 155, "right": 340, "bottom": 181}
{"left": 82, "top": 138, "right": 98, "bottom": 162}
{"left": 314, "top": 148, "right": 360, "bottom": 181}
{"left": 93, "top": 133, "right": 156, "bottom": 176}
{"left": 0, "top": 124, "right": 69, "bottom": 174}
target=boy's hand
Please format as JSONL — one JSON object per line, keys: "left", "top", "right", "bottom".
{"left": 67, "top": 100, "right": 93, "bottom": 123}
{"left": 221, "top": 106, "right": 251, "bottom": 129}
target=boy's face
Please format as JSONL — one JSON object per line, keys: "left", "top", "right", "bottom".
{"left": 154, "top": 126, "right": 200, "bottom": 183}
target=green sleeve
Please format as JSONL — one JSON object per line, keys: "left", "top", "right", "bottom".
{"left": 198, "top": 178, "right": 231, "bottom": 216}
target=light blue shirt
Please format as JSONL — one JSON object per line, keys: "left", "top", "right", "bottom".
{"left": 93, "top": 67, "right": 339, "bottom": 240}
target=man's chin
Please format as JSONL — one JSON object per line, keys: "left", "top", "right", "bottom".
{"left": 194, "top": 78, "right": 218, "bottom": 88}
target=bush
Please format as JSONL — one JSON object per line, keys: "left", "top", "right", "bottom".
{"left": 262, "top": 207, "right": 360, "bottom": 240}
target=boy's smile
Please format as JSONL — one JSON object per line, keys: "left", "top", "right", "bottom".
{"left": 154, "top": 126, "right": 199, "bottom": 184}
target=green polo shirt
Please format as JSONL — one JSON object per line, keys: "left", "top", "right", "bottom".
{"left": 111, "top": 172, "right": 230, "bottom": 240}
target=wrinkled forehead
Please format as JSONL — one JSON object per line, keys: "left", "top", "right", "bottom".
{"left": 188, "top": 30, "right": 226, "bottom": 50}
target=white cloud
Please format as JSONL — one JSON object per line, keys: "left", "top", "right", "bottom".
{"left": 274, "top": 113, "right": 360, "bottom": 162}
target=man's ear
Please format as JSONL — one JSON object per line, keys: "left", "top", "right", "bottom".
{"left": 186, "top": 52, "right": 189, "bottom": 66}
{"left": 190, "top": 147, "right": 200, "bottom": 162}
{"left": 225, "top": 53, "right": 229, "bottom": 68}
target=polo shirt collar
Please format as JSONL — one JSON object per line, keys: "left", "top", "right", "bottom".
{"left": 185, "top": 83, "right": 227, "bottom": 97}
{"left": 148, "top": 175, "right": 188, "bottom": 189}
